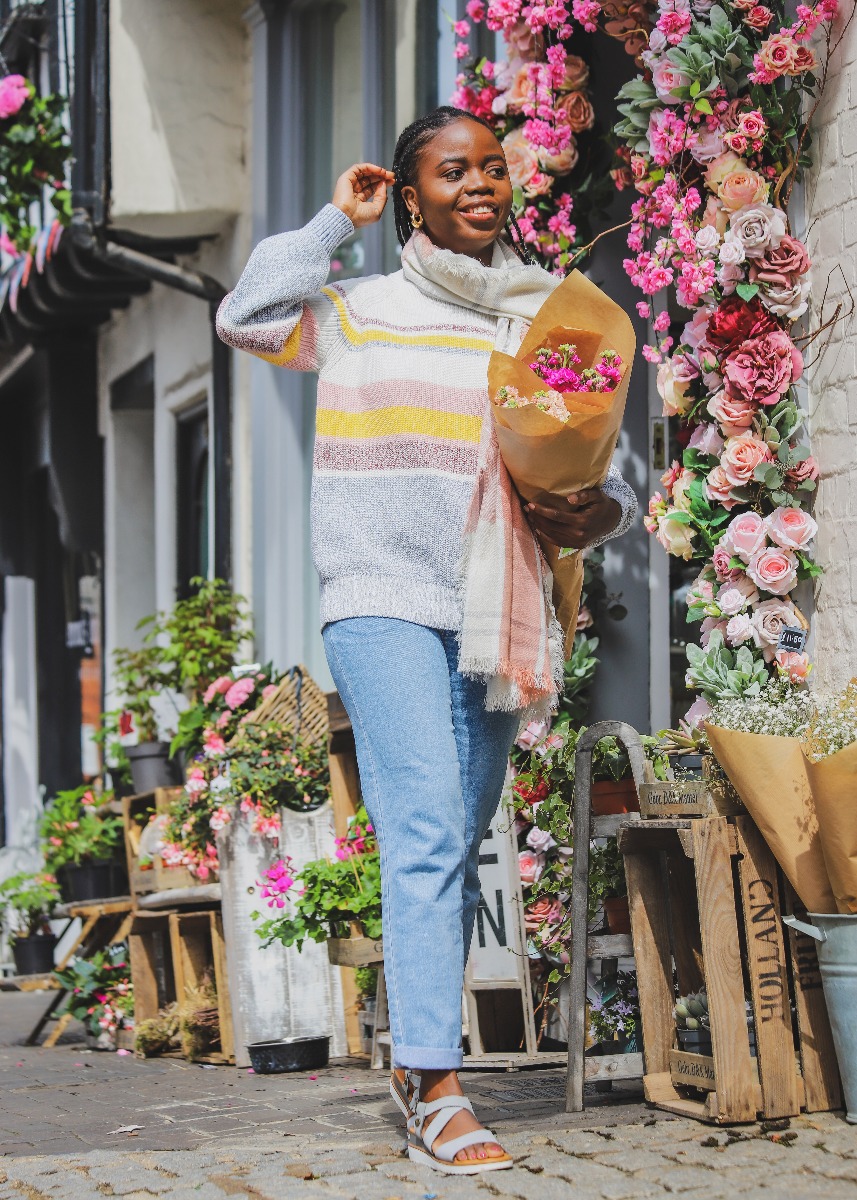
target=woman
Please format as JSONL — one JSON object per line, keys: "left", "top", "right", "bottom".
{"left": 217, "top": 107, "right": 636, "bottom": 1175}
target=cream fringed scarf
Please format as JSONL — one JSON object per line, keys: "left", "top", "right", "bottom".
{"left": 401, "top": 231, "right": 565, "bottom": 719}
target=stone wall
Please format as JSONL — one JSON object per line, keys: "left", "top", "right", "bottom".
{"left": 804, "top": 12, "right": 857, "bottom": 689}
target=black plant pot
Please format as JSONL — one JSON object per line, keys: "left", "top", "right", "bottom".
{"left": 64, "top": 861, "right": 115, "bottom": 903}
{"left": 12, "top": 934, "right": 57, "bottom": 977}
{"left": 246, "top": 1035, "right": 330, "bottom": 1074}
{"left": 676, "top": 1027, "right": 712, "bottom": 1055}
{"left": 127, "top": 742, "right": 178, "bottom": 794}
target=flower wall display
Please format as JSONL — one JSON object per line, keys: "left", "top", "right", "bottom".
{"left": 452, "top": 2, "right": 654, "bottom": 271}
{"left": 615, "top": 0, "right": 849, "bottom": 727}
{"left": 0, "top": 74, "right": 70, "bottom": 255}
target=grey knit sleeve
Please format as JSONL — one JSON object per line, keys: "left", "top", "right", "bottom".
{"left": 589, "top": 462, "right": 638, "bottom": 548}
{"left": 216, "top": 204, "right": 355, "bottom": 371}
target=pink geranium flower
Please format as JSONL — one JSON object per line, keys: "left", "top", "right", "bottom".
{"left": 0, "top": 75, "right": 29, "bottom": 119}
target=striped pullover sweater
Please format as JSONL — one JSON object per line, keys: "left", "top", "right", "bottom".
{"left": 216, "top": 204, "right": 637, "bottom": 633}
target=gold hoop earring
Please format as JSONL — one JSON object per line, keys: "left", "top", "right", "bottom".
{"left": 410, "top": 211, "right": 424, "bottom": 229}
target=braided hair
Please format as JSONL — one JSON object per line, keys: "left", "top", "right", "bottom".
{"left": 391, "top": 106, "right": 535, "bottom": 266}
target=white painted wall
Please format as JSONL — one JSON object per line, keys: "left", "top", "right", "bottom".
{"left": 109, "top": 0, "right": 247, "bottom": 235}
{"left": 1, "top": 578, "right": 42, "bottom": 878}
{"left": 804, "top": 16, "right": 857, "bottom": 690}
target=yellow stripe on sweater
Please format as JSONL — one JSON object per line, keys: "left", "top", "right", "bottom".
{"left": 321, "top": 287, "right": 494, "bottom": 353}
{"left": 259, "top": 324, "right": 302, "bottom": 366}
{"left": 316, "top": 405, "right": 482, "bottom": 443}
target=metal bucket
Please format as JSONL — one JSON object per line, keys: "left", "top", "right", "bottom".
{"left": 783, "top": 913, "right": 857, "bottom": 1123}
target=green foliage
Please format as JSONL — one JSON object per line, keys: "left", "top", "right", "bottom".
{"left": 40, "top": 787, "right": 123, "bottom": 870}
{"left": 0, "top": 872, "right": 61, "bottom": 938}
{"left": 0, "top": 82, "right": 71, "bottom": 250}
{"left": 53, "top": 945, "right": 133, "bottom": 1036}
{"left": 588, "top": 969, "right": 640, "bottom": 1049}
{"left": 148, "top": 577, "right": 250, "bottom": 700}
{"left": 354, "top": 965, "right": 378, "bottom": 1001}
{"left": 111, "top": 642, "right": 165, "bottom": 743}
{"left": 588, "top": 839, "right": 626, "bottom": 909}
{"left": 686, "top": 630, "right": 769, "bottom": 705}
{"left": 253, "top": 808, "right": 381, "bottom": 951}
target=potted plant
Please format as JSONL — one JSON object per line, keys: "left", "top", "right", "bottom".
{"left": 674, "top": 990, "right": 712, "bottom": 1055}
{"left": 226, "top": 721, "right": 330, "bottom": 814}
{"left": 169, "top": 662, "right": 279, "bottom": 765}
{"left": 40, "top": 787, "right": 125, "bottom": 902}
{"left": 112, "top": 639, "right": 176, "bottom": 793}
{"left": 587, "top": 968, "right": 640, "bottom": 1053}
{"left": 252, "top": 809, "right": 382, "bottom": 964}
{"left": 0, "top": 872, "right": 61, "bottom": 976}
{"left": 53, "top": 945, "right": 134, "bottom": 1050}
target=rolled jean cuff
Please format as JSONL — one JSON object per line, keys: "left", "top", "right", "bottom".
{"left": 394, "top": 1044, "right": 464, "bottom": 1070}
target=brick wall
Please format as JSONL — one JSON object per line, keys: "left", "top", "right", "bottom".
{"left": 804, "top": 14, "right": 857, "bottom": 688}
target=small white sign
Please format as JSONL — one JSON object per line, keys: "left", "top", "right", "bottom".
{"left": 467, "top": 805, "right": 523, "bottom": 985}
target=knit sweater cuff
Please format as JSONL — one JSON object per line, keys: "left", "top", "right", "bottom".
{"left": 305, "top": 204, "right": 355, "bottom": 256}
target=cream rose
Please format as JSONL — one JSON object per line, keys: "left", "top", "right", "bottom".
{"left": 765, "top": 506, "right": 818, "bottom": 550}
{"left": 657, "top": 513, "right": 696, "bottom": 559}
{"left": 726, "top": 613, "right": 755, "bottom": 645}
{"left": 538, "top": 138, "right": 579, "bottom": 175}
{"left": 501, "top": 128, "right": 539, "bottom": 190}
{"left": 657, "top": 360, "right": 693, "bottom": 416}
{"left": 672, "top": 468, "right": 697, "bottom": 513}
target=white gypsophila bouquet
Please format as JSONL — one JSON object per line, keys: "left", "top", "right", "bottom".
{"left": 707, "top": 677, "right": 817, "bottom": 740}
{"left": 804, "top": 681, "right": 857, "bottom": 763}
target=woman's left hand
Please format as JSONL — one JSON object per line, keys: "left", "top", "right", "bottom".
{"left": 524, "top": 489, "right": 621, "bottom": 549}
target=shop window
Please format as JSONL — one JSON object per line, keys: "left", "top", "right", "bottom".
{"left": 176, "top": 402, "right": 210, "bottom": 597}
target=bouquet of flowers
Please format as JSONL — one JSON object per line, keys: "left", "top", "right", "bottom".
{"left": 486, "top": 269, "right": 636, "bottom": 650}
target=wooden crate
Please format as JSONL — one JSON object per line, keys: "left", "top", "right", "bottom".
{"left": 128, "top": 911, "right": 176, "bottom": 1025}
{"left": 618, "top": 816, "right": 841, "bottom": 1124}
{"left": 122, "top": 789, "right": 199, "bottom": 897}
{"left": 169, "top": 910, "right": 235, "bottom": 1064}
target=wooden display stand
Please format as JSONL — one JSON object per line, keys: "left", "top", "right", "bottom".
{"left": 122, "top": 788, "right": 199, "bottom": 897}
{"left": 619, "top": 815, "right": 842, "bottom": 1124}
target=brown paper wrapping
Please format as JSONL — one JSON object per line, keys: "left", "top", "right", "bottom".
{"left": 804, "top": 742, "right": 857, "bottom": 914}
{"left": 488, "top": 270, "right": 636, "bottom": 654}
{"left": 705, "top": 724, "right": 836, "bottom": 913}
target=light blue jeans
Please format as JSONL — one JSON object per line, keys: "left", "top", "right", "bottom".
{"left": 322, "top": 617, "right": 521, "bottom": 1069}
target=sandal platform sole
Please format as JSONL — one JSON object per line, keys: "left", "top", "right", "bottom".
{"left": 407, "top": 1142, "right": 513, "bottom": 1175}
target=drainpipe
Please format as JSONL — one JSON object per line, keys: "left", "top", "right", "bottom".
{"left": 70, "top": 214, "right": 232, "bottom": 582}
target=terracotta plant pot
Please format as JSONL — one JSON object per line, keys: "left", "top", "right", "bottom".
{"left": 591, "top": 778, "right": 639, "bottom": 815}
{"left": 604, "top": 895, "right": 631, "bottom": 934}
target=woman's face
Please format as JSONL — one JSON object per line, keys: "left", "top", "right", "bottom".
{"left": 400, "top": 120, "right": 514, "bottom": 263}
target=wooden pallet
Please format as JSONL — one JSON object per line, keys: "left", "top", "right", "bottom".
{"left": 619, "top": 816, "right": 842, "bottom": 1124}
{"left": 169, "top": 910, "right": 235, "bottom": 1064}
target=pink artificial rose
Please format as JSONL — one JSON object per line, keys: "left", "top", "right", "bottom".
{"left": 757, "top": 32, "right": 800, "bottom": 76}
{"left": 775, "top": 650, "right": 811, "bottom": 681}
{"left": 726, "top": 204, "right": 786, "bottom": 259}
{"left": 746, "top": 546, "right": 798, "bottom": 596}
{"left": 576, "top": 605, "right": 594, "bottom": 631}
{"left": 748, "top": 234, "right": 811, "bottom": 289}
{"left": 505, "top": 20, "right": 545, "bottom": 61}
{"left": 0, "top": 74, "right": 30, "bottom": 120}
{"left": 705, "top": 465, "right": 740, "bottom": 509}
{"left": 720, "top": 432, "right": 773, "bottom": 488}
{"left": 717, "top": 585, "right": 749, "bottom": 616}
{"left": 726, "top": 613, "right": 755, "bottom": 645}
{"left": 717, "top": 165, "right": 770, "bottom": 212}
{"left": 744, "top": 5, "right": 774, "bottom": 30}
{"left": 737, "top": 110, "right": 766, "bottom": 139}
{"left": 701, "top": 616, "right": 729, "bottom": 648}
{"left": 527, "top": 825, "right": 557, "bottom": 853}
{"left": 557, "top": 90, "right": 594, "bottom": 132}
{"left": 687, "top": 422, "right": 724, "bottom": 458}
{"left": 724, "top": 331, "right": 803, "bottom": 406}
{"left": 765, "top": 506, "right": 818, "bottom": 550}
{"left": 516, "top": 720, "right": 549, "bottom": 751}
{"left": 262, "top": 684, "right": 278, "bottom": 700}
{"left": 524, "top": 896, "right": 557, "bottom": 931}
{"left": 691, "top": 125, "right": 727, "bottom": 164}
{"left": 651, "top": 59, "right": 692, "bottom": 104}
{"left": 788, "top": 455, "right": 819, "bottom": 484}
{"left": 706, "top": 390, "right": 755, "bottom": 436}
{"left": 702, "top": 196, "right": 729, "bottom": 235}
{"left": 722, "top": 510, "right": 767, "bottom": 562}
{"left": 224, "top": 676, "right": 256, "bottom": 711}
{"left": 504, "top": 64, "right": 537, "bottom": 112}
{"left": 519, "top": 849, "right": 547, "bottom": 885}
{"left": 682, "top": 695, "right": 713, "bottom": 731}
{"left": 712, "top": 543, "right": 741, "bottom": 581}
{"left": 559, "top": 53, "right": 589, "bottom": 90}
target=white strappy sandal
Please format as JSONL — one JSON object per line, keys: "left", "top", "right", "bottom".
{"left": 405, "top": 1085, "right": 513, "bottom": 1175}
{"left": 389, "top": 1069, "right": 420, "bottom": 1120}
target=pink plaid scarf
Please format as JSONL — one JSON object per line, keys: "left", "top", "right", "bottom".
{"left": 401, "top": 233, "right": 564, "bottom": 718}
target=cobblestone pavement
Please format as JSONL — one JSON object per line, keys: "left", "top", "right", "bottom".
{"left": 1, "top": 993, "right": 856, "bottom": 1198}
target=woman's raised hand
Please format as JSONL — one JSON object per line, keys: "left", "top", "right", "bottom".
{"left": 332, "top": 163, "right": 396, "bottom": 228}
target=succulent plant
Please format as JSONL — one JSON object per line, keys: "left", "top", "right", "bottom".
{"left": 674, "top": 989, "right": 710, "bottom": 1031}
